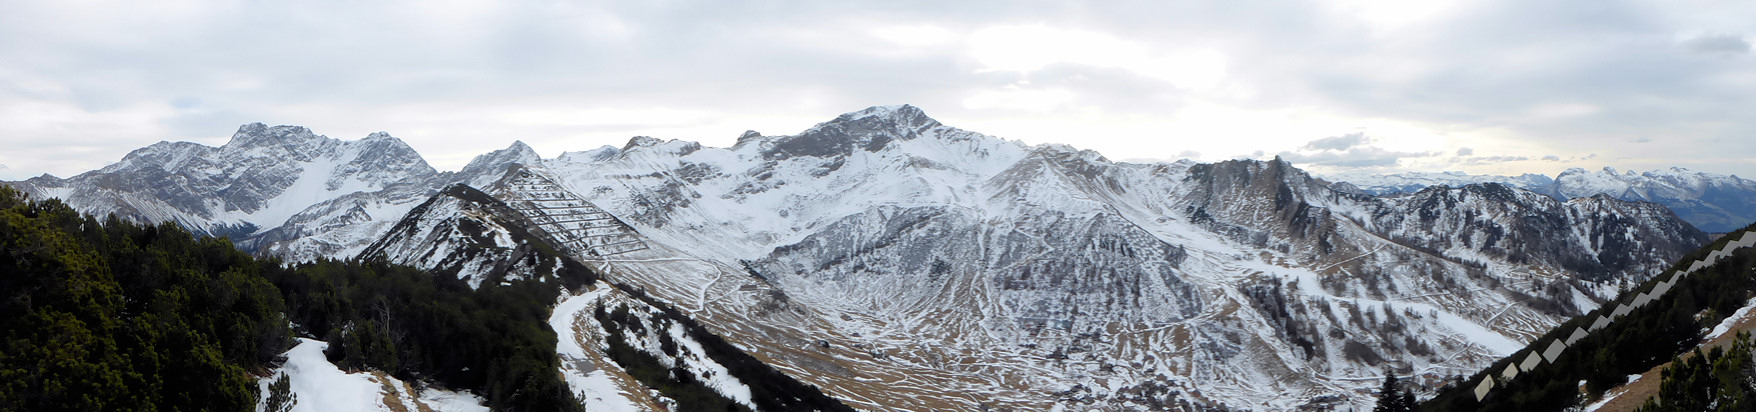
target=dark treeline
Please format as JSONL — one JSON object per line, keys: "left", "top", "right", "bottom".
{"left": 1421, "top": 223, "right": 1756, "bottom": 411}
{"left": 271, "top": 258, "right": 592, "bottom": 411}
{"left": 0, "top": 185, "right": 591, "bottom": 410}
{"left": 0, "top": 186, "right": 289, "bottom": 410}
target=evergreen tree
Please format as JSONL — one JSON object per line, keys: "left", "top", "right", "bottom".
{"left": 264, "top": 372, "right": 297, "bottom": 412}
{"left": 1398, "top": 384, "right": 1418, "bottom": 412}
{"left": 0, "top": 185, "right": 291, "bottom": 410}
{"left": 1375, "top": 371, "right": 1411, "bottom": 412}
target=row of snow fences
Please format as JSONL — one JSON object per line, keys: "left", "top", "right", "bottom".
{"left": 501, "top": 168, "right": 651, "bottom": 257}
{"left": 1472, "top": 231, "right": 1756, "bottom": 402}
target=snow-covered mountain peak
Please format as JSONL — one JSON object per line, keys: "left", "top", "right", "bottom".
{"left": 759, "top": 104, "right": 949, "bottom": 161}
{"left": 1190, "top": 156, "right": 1319, "bottom": 188}
{"left": 453, "top": 140, "right": 543, "bottom": 188}
{"left": 464, "top": 140, "right": 539, "bottom": 167}
{"left": 555, "top": 145, "right": 621, "bottom": 163}
{"left": 617, "top": 136, "right": 702, "bottom": 157}
{"left": 735, "top": 129, "right": 763, "bottom": 145}
{"left": 1012, "top": 144, "right": 1118, "bottom": 184}
{"left": 222, "top": 122, "right": 326, "bottom": 151}
{"left": 621, "top": 135, "right": 663, "bottom": 150}
{"left": 5, "top": 123, "right": 446, "bottom": 262}
{"left": 836, "top": 103, "right": 933, "bottom": 124}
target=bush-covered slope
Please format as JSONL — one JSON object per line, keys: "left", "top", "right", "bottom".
{"left": 0, "top": 185, "right": 590, "bottom": 411}
{"left": 0, "top": 185, "right": 289, "bottom": 410}
{"left": 1422, "top": 222, "right": 1756, "bottom": 411}
{"left": 269, "top": 258, "right": 590, "bottom": 411}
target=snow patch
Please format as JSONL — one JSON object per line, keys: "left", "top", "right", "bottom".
{"left": 1705, "top": 297, "right": 1756, "bottom": 341}
{"left": 260, "top": 338, "right": 486, "bottom": 412}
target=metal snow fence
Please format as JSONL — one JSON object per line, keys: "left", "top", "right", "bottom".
{"left": 1566, "top": 328, "right": 1588, "bottom": 346}
{"left": 1468, "top": 230, "right": 1755, "bottom": 404}
{"left": 1519, "top": 351, "right": 1543, "bottom": 372}
{"left": 1542, "top": 340, "right": 1567, "bottom": 363}
{"left": 1611, "top": 304, "right": 1632, "bottom": 319}
{"left": 1474, "top": 378, "right": 1495, "bottom": 401}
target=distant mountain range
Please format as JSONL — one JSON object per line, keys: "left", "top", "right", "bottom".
{"left": 0, "top": 105, "right": 1722, "bottom": 410}
{"left": 3, "top": 123, "right": 524, "bottom": 262}
{"left": 1326, "top": 167, "right": 1756, "bottom": 233}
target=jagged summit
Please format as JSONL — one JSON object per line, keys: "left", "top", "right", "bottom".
{"left": 621, "top": 135, "right": 662, "bottom": 150}
{"left": 760, "top": 104, "right": 952, "bottom": 160}
{"left": 453, "top": 140, "right": 542, "bottom": 188}
{"left": 223, "top": 123, "right": 326, "bottom": 150}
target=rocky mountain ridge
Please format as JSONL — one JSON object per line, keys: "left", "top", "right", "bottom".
{"left": 1328, "top": 167, "right": 1756, "bottom": 232}
{"left": 360, "top": 105, "right": 1705, "bottom": 409}
{"left": 4, "top": 123, "right": 537, "bottom": 262}
{"left": 1, "top": 106, "right": 1717, "bottom": 409}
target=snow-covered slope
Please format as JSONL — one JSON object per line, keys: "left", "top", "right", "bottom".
{"left": 1, "top": 126, "right": 554, "bottom": 263}
{"left": 356, "top": 183, "right": 566, "bottom": 289}
{"left": 358, "top": 105, "right": 1704, "bottom": 410}
{"left": 4, "top": 123, "right": 442, "bottom": 262}
{"left": 1329, "top": 167, "right": 1756, "bottom": 232}
{"left": 361, "top": 170, "right": 850, "bottom": 410}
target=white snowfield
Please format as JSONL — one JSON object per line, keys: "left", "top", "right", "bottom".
{"left": 257, "top": 338, "right": 487, "bottom": 412}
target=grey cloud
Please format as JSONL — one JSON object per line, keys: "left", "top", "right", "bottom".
{"left": 1277, "top": 146, "right": 1438, "bottom": 168}
{"left": 1176, "top": 150, "right": 1201, "bottom": 159}
{"left": 1541, "top": 155, "right": 1562, "bottom": 161}
{"left": 1456, "top": 147, "right": 1474, "bottom": 156}
{"left": 1453, "top": 155, "right": 1532, "bottom": 165}
{"left": 3, "top": 0, "right": 1756, "bottom": 179}
{"left": 1631, "top": 137, "right": 1651, "bottom": 143}
{"left": 1683, "top": 34, "right": 1752, "bottom": 54}
{"left": 1278, "top": 133, "right": 1441, "bottom": 169}
{"left": 1301, "top": 132, "right": 1368, "bottom": 151}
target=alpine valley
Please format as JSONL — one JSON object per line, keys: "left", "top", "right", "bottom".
{"left": 3, "top": 106, "right": 1724, "bottom": 410}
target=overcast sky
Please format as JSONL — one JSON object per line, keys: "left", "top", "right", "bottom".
{"left": 2, "top": 0, "right": 1753, "bottom": 181}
